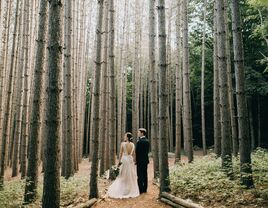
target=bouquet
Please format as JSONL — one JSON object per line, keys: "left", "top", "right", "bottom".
{"left": 109, "top": 165, "right": 120, "bottom": 180}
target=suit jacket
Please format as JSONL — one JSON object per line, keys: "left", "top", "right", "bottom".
{"left": 135, "top": 137, "right": 150, "bottom": 165}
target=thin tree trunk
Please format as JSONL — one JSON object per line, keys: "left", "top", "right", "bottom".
{"left": 132, "top": 0, "right": 140, "bottom": 141}
{"left": 201, "top": 0, "right": 207, "bottom": 155}
{"left": 0, "top": 0, "right": 18, "bottom": 187}
{"left": 99, "top": 0, "right": 109, "bottom": 176}
{"left": 21, "top": 0, "right": 31, "bottom": 179}
{"left": 248, "top": 97, "right": 255, "bottom": 151}
{"left": 231, "top": 0, "right": 254, "bottom": 188}
{"left": 216, "top": 0, "right": 233, "bottom": 176}
{"left": 182, "top": 0, "right": 193, "bottom": 163}
{"left": 108, "top": 0, "right": 116, "bottom": 168}
{"left": 0, "top": 0, "right": 12, "bottom": 143}
{"left": 64, "top": 0, "right": 74, "bottom": 179}
{"left": 175, "top": 0, "right": 182, "bottom": 163}
{"left": 8, "top": 0, "right": 22, "bottom": 167}
{"left": 257, "top": 96, "right": 261, "bottom": 147}
{"left": 149, "top": 0, "right": 159, "bottom": 178}
{"left": 12, "top": 0, "right": 26, "bottom": 177}
{"left": 213, "top": 2, "right": 221, "bottom": 157}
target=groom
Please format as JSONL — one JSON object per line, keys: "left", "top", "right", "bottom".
{"left": 135, "top": 128, "right": 150, "bottom": 194}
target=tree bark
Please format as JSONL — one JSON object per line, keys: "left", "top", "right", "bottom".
{"left": 231, "top": 0, "right": 254, "bottom": 188}
{"left": 99, "top": 0, "right": 109, "bottom": 176}
{"left": 224, "top": 0, "right": 238, "bottom": 156}
{"left": 216, "top": 0, "right": 233, "bottom": 176}
{"left": 0, "top": 0, "right": 12, "bottom": 187}
{"left": 108, "top": 0, "right": 116, "bottom": 168}
{"left": 63, "top": 0, "right": 74, "bottom": 179}
{"left": 42, "top": 0, "right": 63, "bottom": 207}
{"left": 157, "top": 0, "right": 170, "bottom": 193}
{"left": 213, "top": 2, "right": 221, "bottom": 157}
{"left": 201, "top": 0, "right": 207, "bottom": 155}
{"left": 149, "top": 0, "right": 159, "bottom": 178}
{"left": 89, "top": 0, "right": 104, "bottom": 199}
{"left": 175, "top": 0, "right": 182, "bottom": 163}
{"left": 24, "top": 0, "right": 48, "bottom": 203}
{"left": 21, "top": 0, "right": 31, "bottom": 179}
{"left": 182, "top": 0, "right": 193, "bottom": 163}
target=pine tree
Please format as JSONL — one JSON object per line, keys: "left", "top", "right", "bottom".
{"left": 89, "top": 0, "right": 104, "bottom": 199}
{"left": 157, "top": 0, "right": 170, "bottom": 193}
{"left": 230, "top": 0, "right": 254, "bottom": 188}
{"left": 24, "top": 0, "right": 48, "bottom": 203}
{"left": 42, "top": 0, "right": 63, "bottom": 206}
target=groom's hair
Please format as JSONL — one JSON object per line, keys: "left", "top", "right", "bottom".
{"left": 138, "top": 128, "right": 147, "bottom": 136}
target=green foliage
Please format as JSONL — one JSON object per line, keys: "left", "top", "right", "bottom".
{"left": 0, "top": 176, "right": 89, "bottom": 208}
{"left": 170, "top": 149, "right": 268, "bottom": 207}
{"left": 248, "top": 0, "right": 268, "bottom": 7}
{"left": 245, "top": 67, "right": 268, "bottom": 95}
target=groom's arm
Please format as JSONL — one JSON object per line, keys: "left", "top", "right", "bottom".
{"left": 135, "top": 141, "right": 140, "bottom": 164}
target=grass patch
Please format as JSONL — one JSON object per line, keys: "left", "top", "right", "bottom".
{"left": 0, "top": 176, "right": 89, "bottom": 208}
{"left": 170, "top": 148, "right": 268, "bottom": 208}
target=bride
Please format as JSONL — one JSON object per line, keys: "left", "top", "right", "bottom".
{"left": 107, "top": 132, "right": 139, "bottom": 199}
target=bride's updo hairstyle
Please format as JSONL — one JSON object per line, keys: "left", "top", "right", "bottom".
{"left": 125, "top": 132, "right": 133, "bottom": 142}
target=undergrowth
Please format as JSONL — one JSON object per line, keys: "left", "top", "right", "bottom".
{"left": 170, "top": 148, "right": 268, "bottom": 208}
{"left": 0, "top": 176, "right": 89, "bottom": 207}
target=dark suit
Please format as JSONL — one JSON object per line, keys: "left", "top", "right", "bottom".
{"left": 135, "top": 136, "right": 150, "bottom": 193}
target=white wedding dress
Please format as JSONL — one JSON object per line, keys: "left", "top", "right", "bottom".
{"left": 107, "top": 142, "right": 140, "bottom": 199}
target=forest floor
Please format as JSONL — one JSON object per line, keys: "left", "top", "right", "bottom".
{"left": 3, "top": 152, "right": 199, "bottom": 208}
{"left": 2, "top": 156, "right": 177, "bottom": 208}
{"left": 92, "top": 159, "right": 174, "bottom": 208}
{"left": 3, "top": 150, "right": 266, "bottom": 208}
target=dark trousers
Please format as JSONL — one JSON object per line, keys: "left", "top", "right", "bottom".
{"left": 137, "top": 163, "right": 148, "bottom": 193}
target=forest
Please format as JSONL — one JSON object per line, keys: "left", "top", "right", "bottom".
{"left": 0, "top": 0, "right": 267, "bottom": 207}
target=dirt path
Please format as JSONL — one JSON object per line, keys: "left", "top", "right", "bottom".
{"left": 93, "top": 160, "right": 171, "bottom": 208}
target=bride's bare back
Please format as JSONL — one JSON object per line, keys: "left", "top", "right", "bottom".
{"left": 124, "top": 142, "right": 134, "bottom": 155}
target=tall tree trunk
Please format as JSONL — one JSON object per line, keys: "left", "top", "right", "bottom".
{"left": 247, "top": 97, "right": 255, "bottom": 150}
{"left": 42, "top": 0, "right": 63, "bottom": 207}
{"left": 99, "top": 0, "right": 109, "bottom": 176}
{"left": 132, "top": 0, "right": 140, "bottom": 141}
{"left": 24, "top": 0, "right": 48, "bottom": 203}
{"left": 63, "top": 0, "right": 74, "bottom": 179}
{"left": 7, "top": 0, "right": 22, "bottom": 168}
{"left": 216, "top": 0, "right": 233, "bottom": 175}
{"left": 149, "top": 0, "right": 159, "bottom": 178}
{"left": 157, "top": 0, "right": 170, "bottom": 193}
{"left": 0, "top": 0, "right": 18, "bottom": 188}
{"left": 231, "top": 0, "right": 254, "bottom": 188}
{"left": 201, "top": 0, "right": 207, "bottom": 155}
{"left": 0, "top": 0, "right": 12, "bottom": 143}
{"left": 213, "top": 2, "right": 221, "bottom": 157}
{"left": 224, "top": 0, "right": 238, "bottom": 156}
{"left": 182, "top": 0, "right": 193, "bottom": 163}
{"left": 257, "top": 96, "right": 261, "bottom": 147}
{"left": 0, "top": 0, "right": 12, "bottom": 182}
{"left": 108, "top": 0, "right": 116, "bottom": 167}
{"left": 21, "top": 0, "right": 31, "bottom": 179}
{"left": 175, "top": 0, "right": 182, "bottom": 163}
{"left": 117, "top": 0, "right": 127, "bottom": 156}
{"left": 12, "top": 0, "right": 26, "bottom": 177}
{"left": 89, "top": 0, "right": 104, "bottom": 199}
